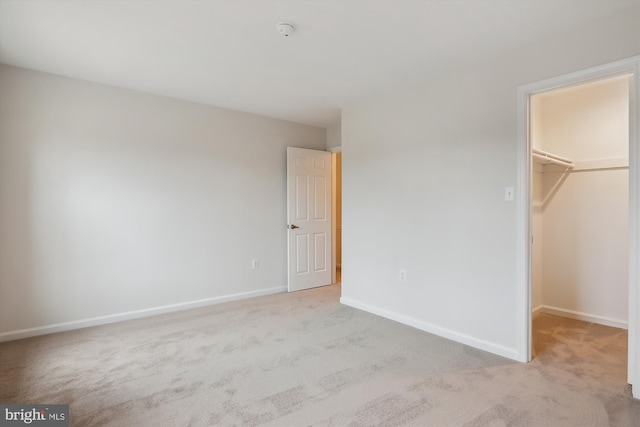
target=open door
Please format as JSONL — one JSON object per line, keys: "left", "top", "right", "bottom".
{"left": 287, "top": 147, "right": 332, "bottom": 292}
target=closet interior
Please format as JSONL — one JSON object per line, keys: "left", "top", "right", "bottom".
{"left": 531, "top": 74, "right": 630, "bottom": 330}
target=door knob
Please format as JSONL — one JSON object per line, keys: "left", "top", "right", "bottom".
{"left": 289, "top": 224, "right": 299, "bottom": 230}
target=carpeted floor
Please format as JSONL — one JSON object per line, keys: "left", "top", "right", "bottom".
{"left": 1, "top": 284, "right": 639, "bottom": 426}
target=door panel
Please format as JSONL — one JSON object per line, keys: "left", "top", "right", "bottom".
{"left": 287, "top": 147, "right": 332, "bottom": 292}
{"left": 314, "top": 233, "right": 327, "bottom": 271}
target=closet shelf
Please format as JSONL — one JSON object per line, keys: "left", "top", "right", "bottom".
{"left": 532, "top": 148, "right": 574, "bottom": 168}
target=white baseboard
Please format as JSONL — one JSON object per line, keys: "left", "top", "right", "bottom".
{"left": 0, "top": 286, "right": 287, "bottom": 342}
{"left": 532, "top": 304, "right": 545, "bottom": 320}
{"left": 535, "top": 305, "right": 628, "bottom": 329}
{"left": 340, "top": 297, "right": 519, "bottom": 361}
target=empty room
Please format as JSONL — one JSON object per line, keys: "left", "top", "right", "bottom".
{"left": 1, "top": 1, "right": 639, "bottom": 426}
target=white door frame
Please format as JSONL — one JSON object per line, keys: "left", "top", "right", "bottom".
{"left": 516, "top": 56, "right": 640, "bottom": 399}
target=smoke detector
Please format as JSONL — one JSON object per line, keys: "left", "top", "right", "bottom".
{"left": 276, "top": 22, "right": 295, "bottom": 37}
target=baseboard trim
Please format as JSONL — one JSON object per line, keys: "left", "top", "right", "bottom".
{"left": 0, "top": 286, "right": 287, "bottom": 342}
{"left": 536, "top": 305, "right": 628, "bottom": 329}
{"left": 532, "top": 304, "right": 545, "bottom": 320}
{"left": 340, "top": 297, "right": 519, "bottom": 361}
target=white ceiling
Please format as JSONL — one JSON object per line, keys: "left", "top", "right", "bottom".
{"left": 0, "top": 0, "right": 636, "bottom": 128}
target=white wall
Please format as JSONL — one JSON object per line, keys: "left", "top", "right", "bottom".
{"left": 532, "top": 77, "right": 629, "bottom": 327}
{"left": 0, "top": 64, "right": 326, "bottom": 338}
{"left": 326, "top": 123, "right": 342, "bottom": 149}
{"left": 340, "top": 6, "right": 640, "bottom": 359}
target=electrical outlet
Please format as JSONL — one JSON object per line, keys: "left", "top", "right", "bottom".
{"left": 252, "top": 259, "right": 259, "bottom": 270}
{"left": 399, "top": 269, "right": 407, "bottom": 282}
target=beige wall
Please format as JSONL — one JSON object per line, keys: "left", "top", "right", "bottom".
{"left": 531, "top": 168, "right": 544, "bottom": 311}
{"left": 531, "top": 76, "right": 629, "bottom": 326}
{"left": 335, "top": 152, "right": 342, "bottom": 267}
{"left": 534, "top": 77, "right": 630, "bottom": 160}
{"left": 0, "top": 64, "right": 326, "bottom": 338}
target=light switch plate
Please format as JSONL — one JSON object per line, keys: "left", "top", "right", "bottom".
{"left": 505, "top": 187, "right": 514, "bottom": 201}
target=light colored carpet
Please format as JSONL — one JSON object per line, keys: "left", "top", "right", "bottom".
{"left": 1, "top": 284, "right": 639, "bottom": 426}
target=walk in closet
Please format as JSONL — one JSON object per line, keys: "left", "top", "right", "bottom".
{"left": 531, "top": 75, "right": 630, "bottom": 329}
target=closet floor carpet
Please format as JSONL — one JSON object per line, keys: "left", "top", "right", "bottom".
{"left": 1, "top": 285, "right": 639, "bottom": 426}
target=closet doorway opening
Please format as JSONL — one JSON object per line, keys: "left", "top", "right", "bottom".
{"left": 331, "top": 149, "right": 342, "bottom": 285}
{"left": 517, "top": 56, "right": 640, "bottom": 398}
{"left": 529, "top": 75, "right": 631, "bottom": 370}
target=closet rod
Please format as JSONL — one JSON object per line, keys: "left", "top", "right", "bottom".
{"left": 532, "top": 152, "right": 574, "bottom": 168}
{"left": 532, "top": 148, "right": 572, "bottom": 164}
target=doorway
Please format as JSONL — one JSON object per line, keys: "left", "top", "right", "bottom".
{"left": 516, "top": 56, "right": 640, "bottom": 399}
{"left": 530, "top": 75, "right": 630, "bottom": 328}
{"left": 529, "top": 75, "right": 630, "bottom": 358}
{"left": 331, "top": 150, "right": 342, "bottom": 285}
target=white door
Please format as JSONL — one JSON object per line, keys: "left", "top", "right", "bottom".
{"left": 287, "top": 147, "right": 332, "bottom": 292}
